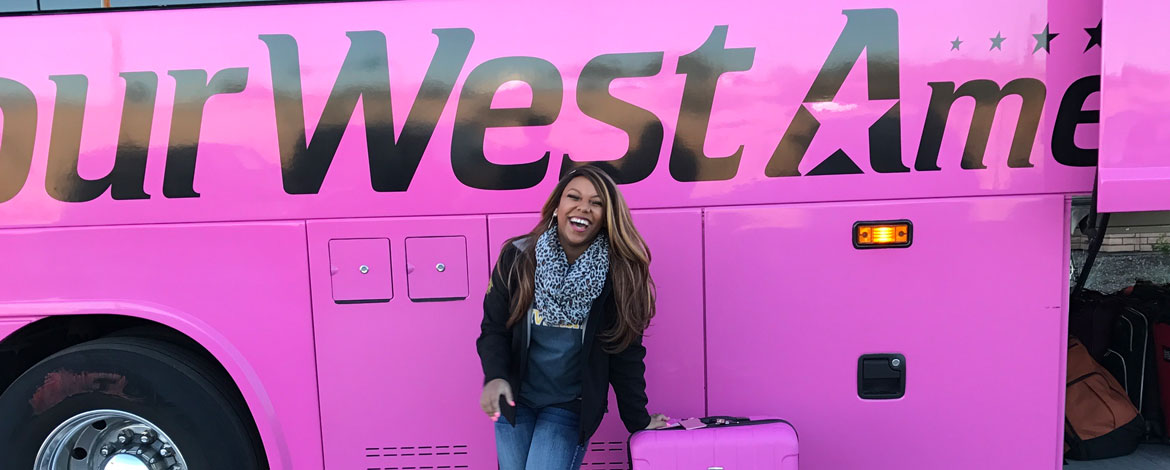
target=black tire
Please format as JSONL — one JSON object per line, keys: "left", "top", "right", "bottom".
{"left": 0, "top": 336, "right": 267, "bottom": 469}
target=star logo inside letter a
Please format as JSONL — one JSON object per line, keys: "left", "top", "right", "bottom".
{"left": 800, "top": 83, "right": 898, "bottom": 176}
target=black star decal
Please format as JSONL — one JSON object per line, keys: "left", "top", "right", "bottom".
{"left": 1085, "top": 20, "right": 1102, "bottom": 51}
{"left": 990, "top": 31, "right": 1006, "bottom": 51}
{"left": 1033, "top": 24, "right": 1058, "bottom": 53}
{"left": 951, "top": 36, "right": 963, "bottom": 51}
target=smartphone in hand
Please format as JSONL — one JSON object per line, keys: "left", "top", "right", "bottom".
{"left": 498, "top": 393, "right": 516, "bottom": 425}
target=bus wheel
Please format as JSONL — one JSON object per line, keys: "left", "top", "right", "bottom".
{"left": 0, "top": 336, "right": 266, "bottom": 470}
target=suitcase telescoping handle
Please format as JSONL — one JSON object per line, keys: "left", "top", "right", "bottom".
{"left": 676, "top": 416, "right": 751, "bottom": 430}
{"left": 700, "top": 416, "right": 749, "bottom": 425}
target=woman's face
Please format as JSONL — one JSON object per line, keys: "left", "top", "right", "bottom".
{"left": 556, "top": 176, "right": 605, "bottom": 250}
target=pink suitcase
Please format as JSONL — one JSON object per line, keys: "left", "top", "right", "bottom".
{"left": 628, "top": 416, "right": 799, "bottom": 469}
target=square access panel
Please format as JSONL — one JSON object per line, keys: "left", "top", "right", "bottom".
{"left": 328, "top": 238, "right": 392, "bottom": 303}
{"left": 405, "top": 236, "right": 468, "bottom": 301}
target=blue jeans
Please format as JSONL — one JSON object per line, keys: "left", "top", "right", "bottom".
{"left": 494, "top": 404, "right": 587, "bottom": 470}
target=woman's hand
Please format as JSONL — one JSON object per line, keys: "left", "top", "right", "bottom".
{"left": 644, "top": 413, "right": 670, "bottom": 430}
{"left": 480, "top": 378, "right": 514, "bottom": 422}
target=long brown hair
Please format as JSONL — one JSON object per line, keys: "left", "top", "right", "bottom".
{"left": 499, "top": 165, "right": 656, "bottom": 353}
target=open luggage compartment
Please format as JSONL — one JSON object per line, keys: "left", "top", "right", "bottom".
{"left": 1065, "top": 204, "right": 1170, "bottom": 469}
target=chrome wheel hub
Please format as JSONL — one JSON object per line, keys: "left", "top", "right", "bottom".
{"left": 36, "top": 410, "right": 187, "bottom": 470}
{"left": 103, "top": 455, "right": 151, "bottom": 470}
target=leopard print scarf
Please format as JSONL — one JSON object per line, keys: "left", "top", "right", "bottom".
{"left": 533, "top": 225, "right": 610, "bottom": 328}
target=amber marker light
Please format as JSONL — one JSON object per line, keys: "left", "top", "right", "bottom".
{"left": 854, "top": 220, "right": 912, "bottom": 249}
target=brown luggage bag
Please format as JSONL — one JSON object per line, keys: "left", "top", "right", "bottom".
{"left": 1065, "top": 336, "right": 1145, "bottom": 460}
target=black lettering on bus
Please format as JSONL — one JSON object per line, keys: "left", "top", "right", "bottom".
{"left": 163, "top": 68, "right": 249, "bottom": 198}
{"left": 1052, "top": 75, "right": 1099, "bottom": 167}
{"left": 452, "top": 56, "right": 563, "bottom": 190}
{"left": 0, "top": 78, "right": 36, "bottom": 204}
{"left": 670, "top": 26, "right": 755, "bottom": 182}
{"left": 46, "top": 73, "right": 157, "bottom": 202}
{"left": 766, "top": 8, "right": 903, "bottom": 177}
{"left": 563, "top": 51, "right": 665, "bottom": 184}
{"left": 915, "top": 78, "right": 1046, "bottom": 171}
{"left": 261, "top": 28, "right": 473, "bottom": 195}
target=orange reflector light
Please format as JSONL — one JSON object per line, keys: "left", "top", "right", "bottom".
{"left": 854, "top": 220, "right": 912, "bottom": 249}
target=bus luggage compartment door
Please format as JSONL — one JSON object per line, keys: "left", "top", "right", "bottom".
{"left": 704, "top": 195, "right": 1067, "bottom": 470}
{"left": 1099, "top": 0, "right": 1170, "bottom": 213}
{"left": 307, "top": 216, "right": 490, "bottom": 470}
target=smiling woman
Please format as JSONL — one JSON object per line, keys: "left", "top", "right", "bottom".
{"left": 556, "top": 177, "right": 606, "bottom": 263}
{"left": 475, "top": 165, "right": 668, "bottom": 470}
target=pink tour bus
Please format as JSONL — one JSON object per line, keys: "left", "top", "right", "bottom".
{"left": 1, "top": 0, "right": 1168, "bottom": 468}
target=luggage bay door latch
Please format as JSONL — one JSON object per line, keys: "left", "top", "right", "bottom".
{"left": 858, "top": 354, "right": 906, "bottom": 399}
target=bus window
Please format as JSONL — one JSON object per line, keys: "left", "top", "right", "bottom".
{"left": 38, "top": 0, "right": 103, "bottom": 10}
{"left": 0, "top": 0, "right": 37, "bottom": 12}
{"left": 110, "top": 0, "right": 277, "bottom": 6}
{"left": 39, "top": 0, "right": 315, "bottom": 10}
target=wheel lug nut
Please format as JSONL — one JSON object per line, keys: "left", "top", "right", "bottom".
{"left": 139, "top": 429, "right": 156, "bottom": 445}
{"left": 160, "top": 446, "right": 173, "bottom": 457}
{"left": 99, "top": 445, "right": 113, "bottom": 456}
{"left": 116, "top": 431, "right": 133, "bottom": 445}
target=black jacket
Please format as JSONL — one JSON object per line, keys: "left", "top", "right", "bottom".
{"left": 476, "top": 240, "right": 652, "bottom": 444}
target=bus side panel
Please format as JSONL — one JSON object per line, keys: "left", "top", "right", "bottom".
{"left": 0, "top": 0, "right": 1095, "bottom": 231}
{"left": 488, "top": 210, "right": 707, "bottom": 467}
{"left": 307, "top": 216, "right": 494, "bottom": 470}
{"left": 0, "top": 222, "right": 322, "bottom": 470}
{"left": 705, "top": 195, "right": 1067, "bottom": 470}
